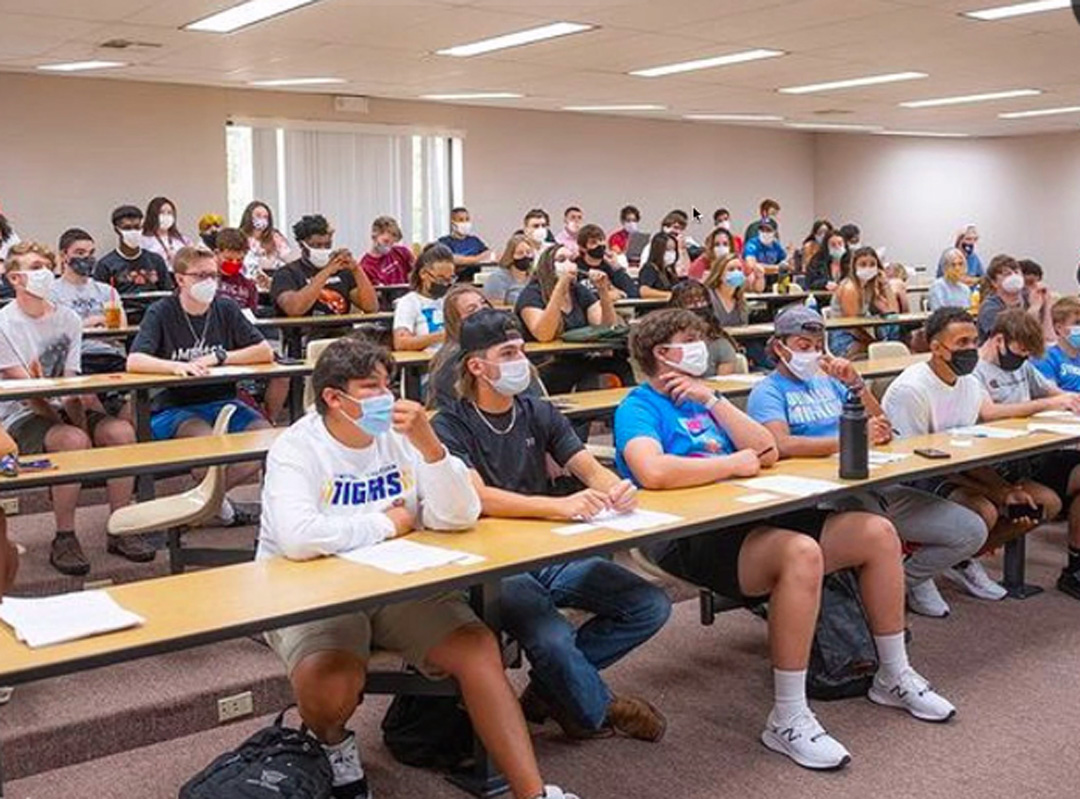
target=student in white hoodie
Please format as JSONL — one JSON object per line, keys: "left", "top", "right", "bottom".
{"left": 258, "top": 336, "right": 579, "bottom": 799}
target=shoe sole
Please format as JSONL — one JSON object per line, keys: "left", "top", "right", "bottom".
{"left": 941, "top": 571, "right": 1006, "bottom": 601}
{"left": 610, "top": 698, "right": 668, "bottom": 743}
{"left": 867, "top": 688, "right": 956, "bottom": 723}
{"left": 49, "top": 558, "right": 90, "bottom": 577}
{"left": 905, "top": 600, "right": 949, "bottom": 618}
{"left": 1056, "top": 577, "right": 1080, "bottom": 601}
{"left": 760, "top": 731, "right": 851, "bottom": 771}
{"left": 105, "top": 542, "right": 156, "bottom": 563}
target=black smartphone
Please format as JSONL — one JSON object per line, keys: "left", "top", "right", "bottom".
{"left": 276, "top": 356, "right": 306, "bottom": 366}
{"left": 1007, "top": 503, "right": 1043, "bottom": 521}
{"left": 913, "top": 448, "right": 951, "bottom": 460}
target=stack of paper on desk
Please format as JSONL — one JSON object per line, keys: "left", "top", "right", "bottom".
{"left": 338, "top": 539, "right": 483, "bottom": 574}
{"left": 0, "top": 591, "right": 145, "bottom": 649}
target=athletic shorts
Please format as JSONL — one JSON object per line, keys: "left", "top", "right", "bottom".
{"left": 7, "top": 411, "right": 115, "bottom": 455}
{"left": 149, "top": 399, "right": 264, "bottom": 441}
{"left": 265, "top": 592, "right": 479, "bottom": 678}
{"left": 998, "top": 450, "right": 1080, "bottom": 502}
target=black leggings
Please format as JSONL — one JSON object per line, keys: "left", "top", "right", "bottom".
{"left": 538, "top": 353, "right": 636, "bottom": 395}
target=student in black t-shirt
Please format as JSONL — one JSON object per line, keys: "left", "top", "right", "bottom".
{"left": 128, "top": 246, "right": 275, "bottom": 523}
{"left": 514, "top": 245, "right": 634, "bottom": 394}
{"left": 93, "top": 205, "right": 174, "bottom": 295}
{"left": 575, "top": 224, "right": 638, "bottom": 300}
{"left": 271, "top": 214, "right": 378, "bottom": 318}
{"left": 432, "top": 309, "right": 670, "bottom": 742}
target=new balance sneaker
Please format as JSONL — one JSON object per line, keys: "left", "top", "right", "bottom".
{"left": 540, "top": 788, "right": 580, "bottom": 799}
{"left": 1057, "top": 568, "right": 1080, "bottom": 601}
{"left": 324, "top": 732, "right": 370, "bottom": 799}
{"left": 868, "top": 668, "right": 956, "bottom": 722}
{"left": 906, "top": 579, "right": 950, "bottom": 618}
{"left": 943, "top": 560, "right": 1007, "bottom": 601}
{"left": 760, "top": 709, "right": 851, "bottom": 771}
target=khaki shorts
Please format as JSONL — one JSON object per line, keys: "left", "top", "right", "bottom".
{"left": 265, "top": 591, "right": 479, "bottom": 678}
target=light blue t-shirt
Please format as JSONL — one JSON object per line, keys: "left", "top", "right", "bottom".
{"left": 614, "top": 383, "right": 735, "bottom": 483}
{"left": 928, "top": 278, "right": 971, "bottom": 312}
{"left": 747, "top": 371, "right": 849, "bottom": 438}
{"left": 1033, "top": 344, "right": 1080, "bottom": 392}
{"left": 743, "top": 236, "right": 786, "bottom": 266}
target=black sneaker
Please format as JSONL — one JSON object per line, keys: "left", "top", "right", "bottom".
{"left": 1057, "top": 568, "right": 1080, "bottom": 601}
{"left": 332, "top": 779, "right": 370, "bottom": 799}
{"left": 107, "top": 533, "right": 157, "bottom": 563}
{"left": 50, "top": 533, "right": 90, "bottom": 576}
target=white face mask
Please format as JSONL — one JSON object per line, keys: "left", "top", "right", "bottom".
{"left": 663, "top": 251, "right": 677, "bottom": 267}
{"left": 20, "top": 269, "right": 55, "bottom": 300}
{"left": 530, "top": 226, "right": 548, "bottom": 244}
{"left": 453, "top": 221, "right": 472, "bottom": 236}
{"left": 759, "top": 232, "right": 776, "bottom": 246}
{"left": 856, "top": 267, "right": 878, "bottom": 284}
{"left": 566, "top": 221, "right": 581, "bottom": 234}
{"left": 555, "top": 260, "right": 577, "bottom": 278}
{"left": 781, "top": 343, "right": 822, "bottom": 382}
{"left": 660, "top": 340, "right": 710, "bottom": 377}
{"left": 1001, "top": 273, "right": 1025, "bottom": 294}
{"left": 307, "top": 247, "right": 332, "bottom": 268}
{"left": 486, "top": 357, "right": 531, "bottom": 396}
{"left": 120, "top": 229, "right": 142, "bottom": 248}
{"left": 717, "top": 220, "right": 731, "bottom": 231}
{"left": 252, "top": 217, "right": 269, "bottom": 231}
{"left": 714, "top": 244, "right": 730, "bottom": 259}
{"left": 158, "top": 213, "right": 175, "bottom": 230}
{"left": 623, "top": 220, "right": 639, "bottom": 234}
{"left": 189, "top": 277, "right": 218, "bottom": 305}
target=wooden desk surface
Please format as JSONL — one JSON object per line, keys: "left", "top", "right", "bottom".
{"left": 1, "top": 412, "right": 1069, "bottom": 684}
{"left": 392, "top": 340, "right": 625, "bottom": 367}
{"left": 84, "top": 312, "right": 394, "bottom": 340}
{"left": 727, "top": 313, "right": 928, "bottom": 340}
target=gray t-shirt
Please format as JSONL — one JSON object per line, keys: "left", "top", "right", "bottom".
{"left": 50, "top": 278, "right": 124, "bottom": 357}
{"left": 974, "top": 358, "right": 1054, "bottom": 405}
{"left": 707, "top": 336, "right": 738, "bottom": 374}
{"left": 0, "top": 302, "right": 83, "bottom": 427}
{"left": 483, "top": 267, "right": 529, "bottom": 307}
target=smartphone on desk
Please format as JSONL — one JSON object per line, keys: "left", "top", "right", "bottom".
{"left": 913, "top": 448, "right": 951, "bottom": 460}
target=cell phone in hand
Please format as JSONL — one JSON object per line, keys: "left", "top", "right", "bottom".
{"left": 1006, "top": 503, "right": 1043, "bottom": 521}
{"left": 913, "top": 448, "right": 951, "bottom": 460}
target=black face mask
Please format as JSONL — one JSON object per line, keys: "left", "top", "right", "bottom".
{"left": 691, "top": 306, "right": 713, "bottom": 323}
{"left": 998, "top": 343, "right": 1026, "bottom": 372}
{"left": 200, "top": 231, "right": 218, "bottom": 249}
{"left": 69, "top": 256, "right": 96, "bottom": 277}
{"left": 947, "top": 347, "right": 979, "bottom": 377}
{"left": 512, "top": 256, "right": 533, "bottom": 272}
{"left": 587, "top": 245, "right": 606, "bottom": 261}
{"left": 428, "top": 280, "right": 451, "bottom": 299}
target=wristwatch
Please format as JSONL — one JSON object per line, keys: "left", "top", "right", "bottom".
{"left": 213, "top": 345, "right": 227, "bottom": 366}
{"left": 705, "top": 391, "right": 723, "bottom": 411}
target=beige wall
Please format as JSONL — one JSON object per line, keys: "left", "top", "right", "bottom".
{"left": 814, "top": 132, "right": 1080, "bottom": 291}
{"left": 0, "top": 72, "right": 816, "bottom": 257}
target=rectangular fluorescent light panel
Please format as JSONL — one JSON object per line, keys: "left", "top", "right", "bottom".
{"left": 38, "top": 60, "right": 125, "bottom": 72}
{"left": 420, "top": 92, "right": 523, "bottom": 100}
{"left": 963, "top": 1, "right": 1071, "bottom": 21}
{"left": 785, "top": 122, "right": 883, "bottom": 131}
{"left": 901, "top": 88, "right": 1041, "bottom": 107}
{"left": 186, "top": 0, "right": 319, "bottom": 33}
{"left": 630, "top": 49, "right": 784, "bottom": 78}
{"left": 999, "top": 105, "right": 1080, "bottom": 118}
{"left": 875, "top": 130, "right": 971, "bottom": 138}
{"left": 249, "top": 77, "right": 345, "bottom": 87}
{"left": 437, "top": 22, "right": 593, "bottom": 57}
{"left": 685, "top": 114, "right": 783, "bottom": 121}
{"left": 779, "top": 71, "right": 927, "bottom": 95}
{"left": 563, "top": 104, "right": 665, "bottom": 112}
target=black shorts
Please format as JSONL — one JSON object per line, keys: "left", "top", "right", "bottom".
{"left": 644, "top": 508, "right": 831, "bottom": 603}
{"left": 993, "top": 449, "right": 1080, "bottom": 502}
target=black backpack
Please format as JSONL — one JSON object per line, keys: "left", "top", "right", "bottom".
{"left": 807, "top": 570, "right": 879, "bottom": 701}
{"left": 180, "top": 708, "right": 333, "bottom": 799}
{"left": 381, "top": 694, "right": 475, "bottom": 772}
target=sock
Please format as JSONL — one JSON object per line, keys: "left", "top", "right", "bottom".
{"left": 54, "top": 530, "right": 76, "bottom": 540}
{"left": 216, "top": 498, "right": 235, "bottom": 525}
{"left": 874, "top": 632, "right": 910, "bottom": 680}
{"left": 771, "top": 668, "right": 810, "bottom": 723}
{"left": 321, "top": 733, "right": 364, "bottom": 787}
{"left": 1068, "top": 546, "right": 1080, "bottom": 574}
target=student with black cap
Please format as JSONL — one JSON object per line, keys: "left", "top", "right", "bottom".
{"left": 93, "top": 205, "right": 174, "bottom": 294}
{"left": 432, "top": 308, "right": 672, "bottom": 743}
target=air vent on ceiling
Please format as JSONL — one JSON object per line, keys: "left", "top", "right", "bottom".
{"left": 100, "top": 39, "right": 163, "bottom": 50}
{"left": 812, "top": 108, "right": 854, "bottom": 116}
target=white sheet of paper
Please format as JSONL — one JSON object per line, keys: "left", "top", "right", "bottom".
{"left": 868, "top": 451, "right": 910, "bottom": 465}
{"left": 1027, "top": 423, "right": 1080, "bottom": 437}
{"left": 0, "top": 378, "right": 61, "bottom": 390}
{"left": 950, "top": 438, "right": 973, "bottom": 447}
{"left": 241, "top": 308, "right": 258, "bottom": 324}
{"left": 0, "top": 591, "right": 144, "bottom": 649}
{"left": 211, "top": 365, "right": 259, "bottom": 377}
{"left": 737, "top": 475, "right": 844, "bottom": 498}
{"left": 337, "top": 539, "right": 482, "bottom": 575}
{"left": 554, "top": 509, "right": 683, "bottom": 536}
{"left": 736, "top": 492, "right": 780, "bottom": 505}
{"left": 1032, "top": 410, "right": 1080, "bottom": 420}
{"left": 949, "top": 425, "right": 1028, "bottom": 439}
{"left": 713, "top": 374, "right": 764, "bottom": 384}
{"left": 552, "top": 522, "right": 599, "bottom": 536}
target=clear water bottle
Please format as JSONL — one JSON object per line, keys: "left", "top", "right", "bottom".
{"left": 839, "top": 389, "right": 869, "bottom": 480}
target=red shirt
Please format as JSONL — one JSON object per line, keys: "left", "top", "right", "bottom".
{"left": 218, "top": 273, "right": 259, "bottom": 311}
{"left": 608, "top": 229, "right": 630, "bottom": 253}
{"left": 360, "top": 245, "right": 414, "bottom": 286}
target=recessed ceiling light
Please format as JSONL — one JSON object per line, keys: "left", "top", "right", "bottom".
{"left": 962, "top": 1, "right": 1070, "bottom": 21}
{"left": 901, "top": 88, "right": 1041, "bottom": 108}
{"left": 563, "top": 104, "right": 666, "bottom": 112}
{"left": 420, "top": 92, "right": 524, "bottom": 101}
{"left": 37, "top": 60, "right": 125, "bottom": 72}
{"left": 998, "top": 105, "right": 1080, "bottom": 118}
{"left": 185, "top": 0, "right": 319, "bottom": 33}
{"left": 629, "top": 48, "right": 785, "bottom": 78}
{"left": 248, "top": 77, "right": 346, "bottom": 87}
{"left": 779, "top": 71, "right": 927, "bottom": 95}
{"left": 684, "top": 114, "right": 784, "bottom": 122}
{"left": 785, "top": 122, "right": 883, "bottom": 131}
{"left": 874, "top": 130, "right": 971, "bottom": 138}
{"left": 437, "top": 22, "right": 593, "bottom": 57}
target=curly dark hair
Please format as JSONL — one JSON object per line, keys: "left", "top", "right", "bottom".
{"left": 629, "top": 308, "right": 709, "bottom": 376}
{"left": 292, "top": 214, "right": 331, "bottom": 243}
{"left": 925, "top": 307, "right": 975, "bottom": 343}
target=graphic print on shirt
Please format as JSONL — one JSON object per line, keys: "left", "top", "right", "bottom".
{"left": 317, "top": 283, "right": 348, "bottom": 315}
{"left": 678, "top": 413, "right": 726, "bottom": 455}
{"left": 420, "top": 306, "right": 444, "bottom": 333}
{"left": 322, "top": 462, "right": 415, "bottom": 508}
{"left": 786, "top": 385, "right": 844, "bottom": 428}
{"left": 38, "top": 333, "right": 75, "bottom": 378}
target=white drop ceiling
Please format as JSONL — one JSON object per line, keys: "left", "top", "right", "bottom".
{"left": 1, "top": 0, "right": 1079, "bottom": 136}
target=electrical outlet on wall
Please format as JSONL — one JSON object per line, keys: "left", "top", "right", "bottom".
{"left": 0, "top": 498, "right": 19, "bottom": 515}
{"left": 217, "top": 691, "right": 254, "bottom": 723}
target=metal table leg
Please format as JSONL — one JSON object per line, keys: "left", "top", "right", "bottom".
{"left": 1001, "top": 535, "right": 1044, "bottom": 599}
{"left": 133, "top": 388, "right": 155, "bottom": 502}
{"left": 401, "top": 365, "right": 422, "bottom": 401}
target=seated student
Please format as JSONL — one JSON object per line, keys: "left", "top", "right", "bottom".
{"left": 687, "top": 226, "right": 738, "bottom": 283}
{"left": 273, "top": 215, "right": 378, "bottom": 318}
{"left": 576, "top": 224, "right": 638, "bottom": 300}
{"left": 0, "top": 242, "right": 152, "bottom": 574}
{"left": 748, "top": 305, "right": 986, "bottom": 618}
{"left": 521, "top": 208, "right": 555, "bottom": 251}
{"left": 432, "top": 310, "right": 670, "bottom": 741}
{"left": 140, "top": 196, "right": 192, "bottom": 269}
{"left": 637, "top": 232, "right": 680, "bottom": 301}
{"left": 1019, "top": 258, "right": 1047, "bottom": 294}
{"left": 936, "top": 225, "right": 983, "bottom": 285}
{"left": 742, "top": 217, "right": 787, "bottom": 279}
{"left": 883, "top": 307, "right": 1059, "bottom": 601}
{"left": 637, "top": 210, "right": 694, "bottom": 271}
{"left": 515, "top": 245, "right": 634, "bottom": 394}
{"left": 829, "top": 246, "right": 899, "bottom": 359}
{"left": 743, "top": 198, "right": 781, "bottom": 244}
{"left": 437, "top": 206, "right": 491, "bottom": 281}
{"left": 240, "top": 200, "right": 293, "bottom": 280}
{"left": 607, "top": 205, "right": 641, "bottom": 254}
{"left": 94, "top": 205, "right": 174, "bottom": 294}
{"left": 703, "top": 253, "right": 752, "bottom": 328}
{"left": 258, "top": 336, "right": 578, "bottom": 799}
{"left": 392, "top": 243, "right": 453, "bottom": 352}
{"left": 213, "top": 227, "right": 260, "bottom": 312}
{"left": 885, "top": 263, "right": 911, "bottom": 313}
{"left": 711, "top": 207, "right": 744, "bottom": 253}
{"left": 838, "top": 222, "right": 861, "bottom": 251}
{"left": 929, "top": 248, "right": 973, "bottom": 311}
{"left": 668, "top": 280, "right": 740, "bottom": 376}
{"left": 127, "top": 246, "right": 274, "bottom": 524}
{"left": 976, "top": 254, "right": 1051, "bottom": 343}
{"left": 360, "top": 215, "right": 415, "bottom": 287}
{"left": 554, "top": 206, "right": 584, "bottom": 259}
{"left": 799, "top": 220, "right": 832, "bottom": 275}
{"left": 197, "top": 212, "right": 224, "bottom": 250}
{"left": 52, "top": 228, "right": 128, "bottom": 375}
{"left": 484, "top": 233, "right": 533, "bottom": 307}
{"left": 1035, "top": 296, "right": 1080, "bottom": 391}
{"left": 976, "top": 310, "right": 1080, "bottom": 600}
{"left": 616, "top": 308, "right": 955, "bottom": 770}
{"left": 0, "top": 423, "right": 15, "bottom": 596}
{"left": 805, "top": 230, "right": 848, "bottom": 292}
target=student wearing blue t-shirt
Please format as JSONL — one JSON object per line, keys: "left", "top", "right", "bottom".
{"left": 1034, "top": 296, "right": 1080, "bottom": 393}
{"left": 748, "top": 305, "right": 986, "bottom": 619}
{"left": 741, "top": 216, "right": 787, "bottom": 271}
{"left": 437, "top": 207, "right": 491, "bottom": 282}
{"left": 614, "top": 308, "right": 956, "bottom": 774}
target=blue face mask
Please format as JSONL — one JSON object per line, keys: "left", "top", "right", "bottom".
{"left": 339, "top": 391, "right": 394, "bottom": 437}
{"left": 724, "top": 270, "right": 746, "bottom": 289}
{"left": 1068, "top": 327, "right": 1080, "bottom": 350}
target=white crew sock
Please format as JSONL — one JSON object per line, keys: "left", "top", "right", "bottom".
{"left": 322, "top": 732, "right": 365, "bottom": 787}
{"left": 874, "top": 632, "right": 910, "bottom": 680}
{"left": 772, "top": 668, "right": 810, "bottom": 722}
{"left": 216, "top": 497, "right": 235, "bottom": 525}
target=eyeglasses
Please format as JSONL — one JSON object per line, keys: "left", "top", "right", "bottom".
{"left": 184, "top": 271, "right": 219, "bottom": 281}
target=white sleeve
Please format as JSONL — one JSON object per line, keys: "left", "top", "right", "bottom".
{"left": 64, "top": 313, "right": 83, "bottom": 376}
{"left": 883, "top": 382, "right": 931, "bottom": 438}
{"left": 262, "top": 445, "right": 395, "bottom": 561}
{"left": 414, "top": 449, "right": 481, "bottom": 531}
{"left": 393, "top": 293, "right": 420, "bottom": 333}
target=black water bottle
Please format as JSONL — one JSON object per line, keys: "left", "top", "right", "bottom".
{"left": 839, "top": 389, "right": 869, "bottom": 480}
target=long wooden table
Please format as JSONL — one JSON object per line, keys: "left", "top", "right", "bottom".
{"left": 726, "top": 312, "right": 928, "bottom": 340}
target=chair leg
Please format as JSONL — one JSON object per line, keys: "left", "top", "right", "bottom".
{"left": 699, "top": 588, "right": 717, "bottom": 626}
{"left": 167, "top": 528, "right": 185, "bottom": 575}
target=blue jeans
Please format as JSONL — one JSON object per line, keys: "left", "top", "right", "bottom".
{"left": 500, "top": 557, "right": 671, "bottom": 729}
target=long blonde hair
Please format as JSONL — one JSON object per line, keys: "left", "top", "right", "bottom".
{"left": 703, "top": 253, "right": 747, "bottom": 316}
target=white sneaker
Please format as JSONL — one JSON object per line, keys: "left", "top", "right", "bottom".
{"left": 906, "top": 579, "right": 950, "bottom": 618}
{"left": 542, "top": 787, "right": 580, "bottom": 799}
{"left": 322, "top": 732, "right": 370, "bottom": 799}
{"left": 943, "top": 560, "right": 1007, "bottom": 601}
{"left": 761, "top": 709, "right": 852, "bottom": 771}
{"left": 869, "top": 668, "right": 956, "bottom": 722}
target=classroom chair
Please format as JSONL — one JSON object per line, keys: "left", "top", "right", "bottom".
{"left": 867, "top": 341, "right": 911, "bottom": 360}
{"left": 303, "top": 338, "right": 337, "bottom": 409}
{"left": 734, "top": 353, "right": 750, "bottom": 374}
{"left": 629, "top": 548, "right": 741, "bottom": 625}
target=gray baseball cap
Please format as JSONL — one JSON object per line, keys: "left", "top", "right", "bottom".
{"left": 774, "top": 303, "right": 825, "bottom": 337}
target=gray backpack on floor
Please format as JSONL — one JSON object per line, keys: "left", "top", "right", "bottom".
{"left": 807, "top": 570, "right": 879, "bottom": 701}
{"left": 179, "top": 707, "right": 333, "bottom": 799}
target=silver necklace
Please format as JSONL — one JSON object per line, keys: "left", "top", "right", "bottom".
{"left": 182, "top": 306, "right": 210, "bottom": 352}
{"left": 470, "top": 400, "right": 517, "bottom": 436}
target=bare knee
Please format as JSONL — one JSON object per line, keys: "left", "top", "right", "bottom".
{"left": 426, "top": 623, "right": 501, "bottom": 679}
{"left": 778, "top": 533, "right": 824, "bottom": 586}
{"left": 290, "top": 650, "right": 363, "bottom": 726}
{"left": 176, "top": 419, "right": 213, "bottom": 439}
{"left": 93, "top": 418, "right": 136, "bottom": 447}
{"left": 45, "top": 424, "right": 91, "bottom": 453}
{"left": 865, "top": 515, "right": 902, "bottom": 559}
{"left": 1024, "top": 483, "right": 1062, "bottom": 521}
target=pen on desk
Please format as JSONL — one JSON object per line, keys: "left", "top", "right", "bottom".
{"left": 757, "top": 445, "right": 776, "bottom": 460}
